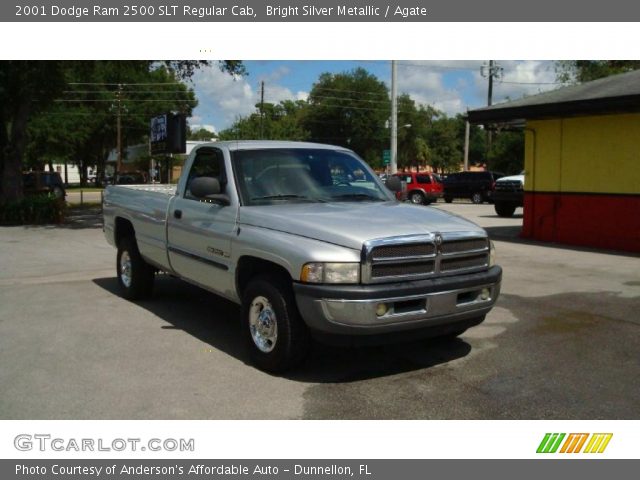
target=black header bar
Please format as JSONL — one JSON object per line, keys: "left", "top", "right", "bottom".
{"left": 7, "top": 0, "right": 640, "bottom": 22}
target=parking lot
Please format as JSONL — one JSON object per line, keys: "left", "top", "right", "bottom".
{"left": 0, "top": 202, "right": 638, "bottom": 419}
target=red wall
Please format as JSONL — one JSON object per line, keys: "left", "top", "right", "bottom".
{"left": 522, "top": 192, "right": 640, "bottom": 253}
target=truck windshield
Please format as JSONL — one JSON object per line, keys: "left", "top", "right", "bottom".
{"left": 232, "top": 148, "right": 394, "bottom": 205}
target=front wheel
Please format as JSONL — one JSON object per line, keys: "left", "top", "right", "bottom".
{"left": 409, "top": 191, "right": 425, "bottom": 205}
{"left": 444, "top": 196, "right": 453, "bottom": 203}
{"left": 117, "top": 236, "right": 155, "bottom": 300}
{"left": 494, "top": 202, "right": 516, "bottom": 217}
{"left": 241, "top": 274, "right": 310, "bottom": 372}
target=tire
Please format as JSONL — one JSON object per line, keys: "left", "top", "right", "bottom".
{"left": 494, "top": 203, "right": 516, "bottom": 217}
{"left": 52, "top": 186, "right": 65, "bottom": 199}
{"left": 409, "top": 191, "right": 425, "bottom": 205}
{"left": 471, "top": 192, "right": 483, "bottom": 204}
{"left": 241, "top": 274, "right": 310, "bottom": 372}
{"left": 116, "top": 236, "right": 155, "bottom": 300}
{"left": 444, "top": 196, "right": 453, "bottom": 203}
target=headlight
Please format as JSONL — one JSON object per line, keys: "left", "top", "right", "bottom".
{"left": 489, "top": 240, "right": 496, "bottom": 267}
{"left": 300, "top": 262, "right": 360, "bottom": 284}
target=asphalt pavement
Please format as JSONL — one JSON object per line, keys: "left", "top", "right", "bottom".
{"left": 0, "top": 202, "right": 638, "bottom": 419}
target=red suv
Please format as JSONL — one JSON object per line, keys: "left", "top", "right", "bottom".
{"left": 394, "top": 172, "right": 443, "bottom": 205}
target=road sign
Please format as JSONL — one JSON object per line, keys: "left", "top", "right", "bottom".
{"left": 383, "top": 149, "right": 391, "bottom": 165}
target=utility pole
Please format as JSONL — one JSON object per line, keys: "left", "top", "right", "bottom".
{"left": 259, "top": 80, "right": 265, "bottom": 139}
{"left": 390, "top": 60, "right": 398, "bottom": 174}
{"left": 463, "top": 118, "right": 470, "bottom": 171}
{"left": 481, "top": 61, "right": 502, "bottom": 155}
{"left": 114, "top": 84, "right": 123, "bottom": 182}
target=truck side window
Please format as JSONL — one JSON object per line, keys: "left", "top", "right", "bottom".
{"left": 184, "top": 149, "right": 225, "bottom": 200}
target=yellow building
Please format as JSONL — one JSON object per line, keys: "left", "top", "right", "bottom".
{"left": 469, "top": 70, "right": 640, "bottom": 253}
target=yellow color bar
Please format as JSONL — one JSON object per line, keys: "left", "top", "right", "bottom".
{"left": 584, "top": 433, "right": 613, "bottom": 453}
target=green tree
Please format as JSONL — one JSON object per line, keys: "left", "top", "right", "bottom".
{"left": 395, "top": 95, "right": 438, "bottom": 170}
{"left": 487, "top": 130, "right": 524, "bottom": 175}
{"left": 188, "top": 127, "right": 217, "bottom": 141}
{"left": 1, "top": 60, "right": 242, "bottom": 201}
{"left": 218, "top": 100, "right": 309, "bottom": 141}
{"left": 426, "top": 114, "right": 462, "bottom": 173}
{"left": 303, "top": 68, "right": 389, "bottom": 166}
{"left": 556, "top": 60, "right": 640, "bottom": 83}
{"left": 0, "top": 61, "right": 67, "bottom": 203}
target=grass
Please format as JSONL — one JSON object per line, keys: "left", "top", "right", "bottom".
{"left": 66, "top": 186, "right": 104, "bottom": 192}
{"left": 67, "top": 202, "right": 102, "bottom": 209}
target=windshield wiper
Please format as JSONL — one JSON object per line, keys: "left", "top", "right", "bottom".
{"left": 331, "top": 193, "right": 383, "bottom": 201}
{"left": 251, "top": 194, "right": 322, "bottom": 202}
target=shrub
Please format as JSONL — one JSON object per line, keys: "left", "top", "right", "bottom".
{"left": 0, "top": 194, "right": 66, "bottom": 225}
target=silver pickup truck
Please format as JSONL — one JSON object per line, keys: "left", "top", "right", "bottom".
{"left": 104, "top": 141, "right": 502, "bottom": 372}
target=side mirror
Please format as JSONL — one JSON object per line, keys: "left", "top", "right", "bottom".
{"left": 385, "top": 175, "right": 402, "bottom": 192}
{"left": 189, "top": 177, "right": 229, "bottom": 205}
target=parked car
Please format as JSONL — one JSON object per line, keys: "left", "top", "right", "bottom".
{"left": 116, "top": 172, "right": 146, "bottom": 185}
{"left": 493, "top": 171, "right": 524, "bottom": 217}
{"left": 104, "top": 140, "right": 502, "bottom": 372}
{"left": 22, "top": 171, "right": 66, "bottom": 199}
{"left": 442, "top": 171, "right": 504, "bottom": 204}
{"left": 394, "top": 172, "right": 443, "bottom": 205}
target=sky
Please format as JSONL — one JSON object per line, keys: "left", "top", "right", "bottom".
{"left": 188, "top": 60, "right": 565, "bottom": 134}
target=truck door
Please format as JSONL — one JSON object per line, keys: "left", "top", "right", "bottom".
{"left": 167, "top": 147, "right": 237, "bottom": 298}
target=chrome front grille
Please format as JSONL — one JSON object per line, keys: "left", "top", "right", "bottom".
{"left": 495, "top": 181, "right": 523, "bottom": 192}
{"left": 363, "top": 233, "right": 489, "bottom": 283}
{"left": 372, "top": 243, "right": 435, "bottom": 259}
{"left": 440, "top": 254, "right": 488, "bottom": 272}
{"left": 371, "top": 260, "right": 435, "bottom": 278}
{"left": 440, "top": 238, "right": 488, "bottom": 254}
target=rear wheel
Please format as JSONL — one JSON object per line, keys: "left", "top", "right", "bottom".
{"left": 116, "top": 236, "right": 155, "bottom": 300}
{"left": 471, "top": 192, "right": 483, "bottom": 204}
{"left": 409, "top": 191, "right": 425, "bottom": 205}
{"left": 444, "top": 196, "right": 453, "bottom": 203}
{"left": 495, "top": 202, "right": 517, "bottom": 217}
{"left": 241, "top": 274, "right": 310, "bottom": 372}
{"left": 52, "top": 186, "right": 65, "bottom": 199}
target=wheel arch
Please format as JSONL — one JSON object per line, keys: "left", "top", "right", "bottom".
{"left": 114, "top": 216, "right": 135, "bottom": 248}
{"left": 236, "top": 256, "right": 293, "bottom": 297}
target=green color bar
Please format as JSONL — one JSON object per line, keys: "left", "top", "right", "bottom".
{"left": 537, "top": 433, "right": 552, "bottom": 453}
{"left": 549, "top": 433, "right": 566, "bottom": 453}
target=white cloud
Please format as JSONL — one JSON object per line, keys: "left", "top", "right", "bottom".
{"left": 191, "top": 67, "right": 256, "bottom": 127}
{"left": 192, "top": 65, "right": 302, "bottom": 131}
{"left": 470, "top": 60, "right": 560, "bottom": 107}
{"left": 391, "top": 60, "right": 560, "bottom": 115}
{"left": 395, "top": 62, "right": 475, "bottom": 115}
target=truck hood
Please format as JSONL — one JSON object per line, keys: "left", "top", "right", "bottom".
{"left": 239, "top": 202, "right": 485, "bottom": 250}
{"left": 497, "top": 174, "right": 524, "bottom": 184}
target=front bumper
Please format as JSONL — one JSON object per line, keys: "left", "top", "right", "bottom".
{"left": 294, "top": 266, "right": 502, "bottom": 337}
{"left": 493, "top": 191, "right": 524, "bottom": 205}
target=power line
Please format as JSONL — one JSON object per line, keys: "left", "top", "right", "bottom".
{"left": 498, "top": 80, "right": 567, "bottom": 85}
{"left": 55, "top": 99, "right": 195, "bottom": 103}
{"left": 68, "top": 82, "right": 184, "bottom": 86}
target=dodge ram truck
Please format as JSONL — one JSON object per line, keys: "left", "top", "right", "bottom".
{"left": 103, "top": 141, "right": 502, "bottom": 372}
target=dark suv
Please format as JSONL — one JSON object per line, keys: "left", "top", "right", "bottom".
{"left": 442, "top": 171, "right": 504, "bottom": 204}
{"left": 23, "top": 171, "right": 66, "bottom": 199}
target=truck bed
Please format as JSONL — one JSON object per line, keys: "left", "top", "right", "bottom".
{"left": 103, "top": 184, "right": 177, "bottom": 269}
